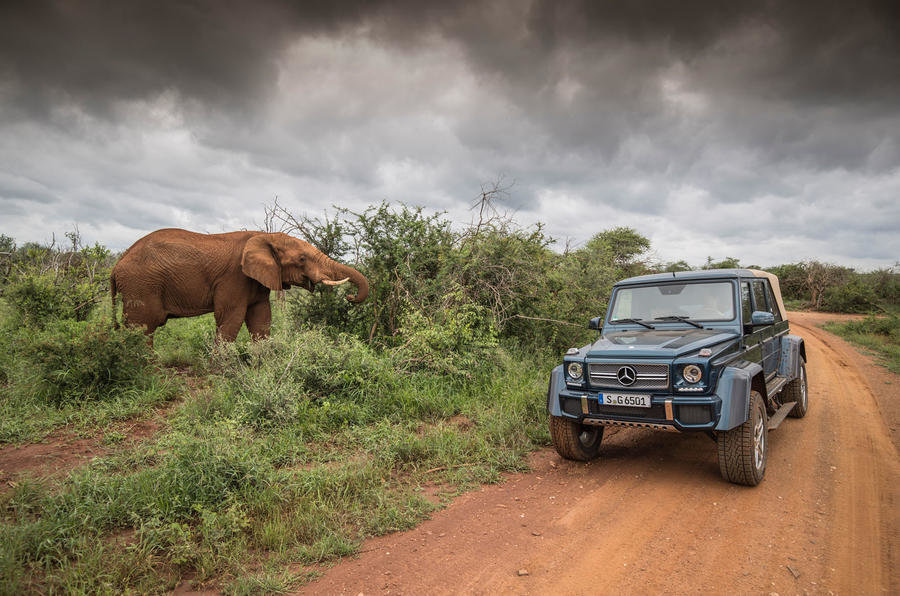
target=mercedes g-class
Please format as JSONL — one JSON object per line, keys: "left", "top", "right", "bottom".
{"left": 547, "top": 269, "right": 808, "bottom": 486}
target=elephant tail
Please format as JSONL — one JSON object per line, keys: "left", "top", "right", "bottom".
{"left": 110, "top": 270, "right": 119, "bottom": 329}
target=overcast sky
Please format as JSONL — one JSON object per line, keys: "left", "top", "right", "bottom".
{"left": 1, "top": 0, "right": 898, "bottom": 269}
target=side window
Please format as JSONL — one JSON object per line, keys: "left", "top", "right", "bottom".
{"left": 765, "top": 283, "right": 783, "bottom": 322}
{"left": 750, "top": 280, "right": 768, "bottom": 313}
{"left": 741, "top": 282, "right": 752, "bottom": 323}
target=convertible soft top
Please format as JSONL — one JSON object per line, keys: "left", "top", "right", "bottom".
{"left": 749, "top": 269, "right": 786, "bottom": 320}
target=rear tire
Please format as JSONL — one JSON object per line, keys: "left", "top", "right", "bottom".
{"left": 549, "top": 416, "right": 603, "bottom": 461}
{"left": 717, "top": 391, "right": 767, "bottom": 486}
{"left": 785, "top": 360, "right": 808, "bottom": 418}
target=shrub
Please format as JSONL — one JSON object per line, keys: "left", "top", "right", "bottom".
{"left": 211, "top": 327, "right": 400, "bottom": 429}
{"left": 284, "top": 201, "right": 454, "bottom": 341}
{"left": 14, "top": 320, "right": 153, "bottom": 405}
{"left": 864, "top": 267, "right": 900, "bottom": 306}
{"left": 0, "top": 231, "right": 112, "bottom": 327}
{"left": 766, "top": 263, "right": 808, "bottom": 302}
{"left": 840, "top": 314, "right": 899, "bottom": 339}
{"left": 3, "top": 272, "right": 97, "bottom": 326}
{"left": 392, "top": 288, "right": 499, "bottom": 375}
{"left": 280, "top": 201, "right": 648, "bottom": 354}
{"left": 820, "top": 279, "right": 879, "bottom": 313}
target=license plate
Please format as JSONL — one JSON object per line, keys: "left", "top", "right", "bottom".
{"left": 599, "top": 393, "right": 651, "bottom": 408}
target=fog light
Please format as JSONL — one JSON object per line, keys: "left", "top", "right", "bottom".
{"left": 683, "top": 364, "right": 703, "bottom": 384}
{"left": 567, "top": 362, "right": 584, "bottom": 381}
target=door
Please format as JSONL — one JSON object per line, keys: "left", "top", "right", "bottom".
{"left": 750, "top": 279, "right": 780, "bottom": 378}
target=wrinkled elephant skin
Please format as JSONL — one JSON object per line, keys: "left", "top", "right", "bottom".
{"left": 110, "top": 228, "right": 368, "bottom": 341}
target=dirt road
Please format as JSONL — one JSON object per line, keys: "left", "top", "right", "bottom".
{"left": 300, "top": 312, "right": 898, "bottom": 595}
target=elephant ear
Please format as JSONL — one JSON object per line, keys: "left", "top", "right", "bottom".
{"left": 241, "top": 235, "right": 282, "bottom": 291}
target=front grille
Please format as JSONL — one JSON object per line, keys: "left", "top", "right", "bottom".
{"left": 588, "top": 362, "right": 669, "bottom": 390}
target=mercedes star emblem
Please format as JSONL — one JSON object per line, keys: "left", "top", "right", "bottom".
{"left": 617, "top": 365, "right": 637, "bottom": 386}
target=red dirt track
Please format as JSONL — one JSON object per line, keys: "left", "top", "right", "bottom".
{"left": 300, "top": 312, "right": 899, "bottom": 595}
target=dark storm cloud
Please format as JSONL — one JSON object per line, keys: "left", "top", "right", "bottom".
{"left": 1, "top": 0, "right": 297, "bottom": 120}
{"left": 1, "top": 0, "right": 898, "bottom": 266}
{"left": 5, "top": 1, "right": 897, "bottom": 113}
{"left": 0, "top": 0, "right": 470, "bottom": 121}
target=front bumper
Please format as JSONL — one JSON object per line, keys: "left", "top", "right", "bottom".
{"left": 555, "top": 387, "right": 722, "bottom": 432}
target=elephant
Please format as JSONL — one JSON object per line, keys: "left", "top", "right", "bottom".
{"left": 110, "top": 228, "right": 368, "bottom": 341}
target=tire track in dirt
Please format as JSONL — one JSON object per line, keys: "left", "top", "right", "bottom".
{"left": 299, "top": 312, "right": 898, "bottom": 595}
{"left": 789, "top": 313, "right": 897, "bottom": 594}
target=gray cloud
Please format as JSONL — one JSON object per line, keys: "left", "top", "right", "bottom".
{"left": 0, "top": 0, "right": 898, "bottom": 268}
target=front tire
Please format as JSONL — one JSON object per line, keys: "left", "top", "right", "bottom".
{"left": 717, "top": 391, "right": 767, "bottom": 486}
{"left": 549, "top": 416, "right": 603, "bottom": 461}
{"left": 785, "top": 360, "right": 808, "bottom": 418}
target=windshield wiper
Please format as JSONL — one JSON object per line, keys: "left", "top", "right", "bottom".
{"left": 610, "top": 318, "right": 655, "bottom": 329}
{"left": 654, "top": 315, "right": 704, "bottom": 329}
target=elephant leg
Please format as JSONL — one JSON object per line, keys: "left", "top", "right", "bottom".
{"left": 245, "top": 300, "right": 272, "bottom": 340}
{"left": 214, "top": 303, "right": 248, "bottom": 342}
{"left": 122, "top": 295, "right": 166, "bottom": 345}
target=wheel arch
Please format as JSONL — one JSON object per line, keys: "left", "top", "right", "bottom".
{"left": 779, "top": 334, "right": 807, "bottom": 379}
{"left": 547, "top": 365, "right": 566, "bottom": 417}
{"left": 715, "top": 362, "right": 764, "bottom": 431}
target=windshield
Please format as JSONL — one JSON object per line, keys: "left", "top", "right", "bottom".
{"left": 609, "top": 281, "right": 736, "bottom": 323}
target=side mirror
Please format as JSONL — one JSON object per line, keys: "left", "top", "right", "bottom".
{"left": 588, "top": 317, "right": 603, "bottom": 331}
{"left": 750, "top": 310, "right": 775, "bottom": 326}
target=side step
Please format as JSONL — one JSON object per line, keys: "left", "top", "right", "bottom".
{"left": 767, "top": 401, "right": 797, "bottom": 430}
{"left": 767, "top": 375, "right": 789, "bottom": 396}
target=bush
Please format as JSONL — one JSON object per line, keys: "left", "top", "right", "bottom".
{"left": 280, "top": 201, "right": 650, "bottom": 355}
{"left": 284, "top": 201, "right": 454, "bottom": 341}
{"left": 863, "top": 267, "right": 900, "bottom": 307}
{"left": 392, "top": 288, "right": 499, "bottom": 375}
{"left": 14, "top": 320, "right": 153, "bottom": 405}
{"left": 820, "top": 278, "right": 879, "bottom": 313}
{"left": 839, "top": 314, "right": 899, "bottom": 339}
{"left": 210, "top": 327, "right": 400, "bottom": 430}
{"left": 766, "top": 263, "right": 807, "bottom": 302}
{"left": 3, "top": 272, "right": 98, "bottom": 326}
{"left": 0, "top": 232, "right": 112, "bottom": 327}
{"left": 823, "top": 315, "right": 899, "bottom": 374}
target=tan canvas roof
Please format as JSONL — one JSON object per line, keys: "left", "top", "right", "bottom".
{"left": 749, "top": 269, "right": 786, "bottom": 319}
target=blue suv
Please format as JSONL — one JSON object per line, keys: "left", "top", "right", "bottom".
{"left": 547, "top": 269, "right": 808, "bottom": 485}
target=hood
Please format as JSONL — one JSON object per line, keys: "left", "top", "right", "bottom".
{"left": 587, "top": 327, "right": 739, "bottom": 359}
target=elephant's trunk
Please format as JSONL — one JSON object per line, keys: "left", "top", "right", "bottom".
{"left": 323, "top": 257, "right": 369, "bottom": 303}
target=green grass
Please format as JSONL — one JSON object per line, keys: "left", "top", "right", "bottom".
{"left": 0, "top": 305, "right": 180, "bottom": 444}
{"left": 0, "top": 307, "right": 553, "bottom": 593}
{"left": 0, "top": 375, "right": 176, "bottom": 445}
{"left": 783, "top": 298, "right": 810, "bottom": 311}
{"left": 822, "top": 315, "right": 900, "bottom": 374}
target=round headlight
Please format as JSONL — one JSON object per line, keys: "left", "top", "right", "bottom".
{"left": 683, "top": 364, "right": 703, "bottom": 384}
{"left": 567, "top": 362, "right": 584, "bottom": 380}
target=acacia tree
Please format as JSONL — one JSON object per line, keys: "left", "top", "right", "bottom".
{"left": 585, "top": 227, "right": 651, "bottom": 276}
{"left": 802, "top": 260, "right": 851, "bottom": 310}
{"left": 704, "top": 256, "right": 741, "bottom": 269}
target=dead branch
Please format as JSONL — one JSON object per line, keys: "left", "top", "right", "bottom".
{"left": 423, "top": 463, "right": 479, "bottom": 474}
{"left": 511, "top": 314, "right": 583, "bottom": 328}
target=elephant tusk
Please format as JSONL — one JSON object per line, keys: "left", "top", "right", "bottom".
{"left": 320, "top": 277, "right": 351, "bottom": 286}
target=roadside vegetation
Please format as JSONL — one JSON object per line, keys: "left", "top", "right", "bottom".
{"left": 765, "top": 261, "right": 899, "bottom": 314}
{"left": 0, "top": 193, "right": 897, "bottom": 593}
{"left": 821, "top": 315, "right": 900, "bottom": 374}
{"left": 762, "top": 260, "right": 898, "bottom": 371}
